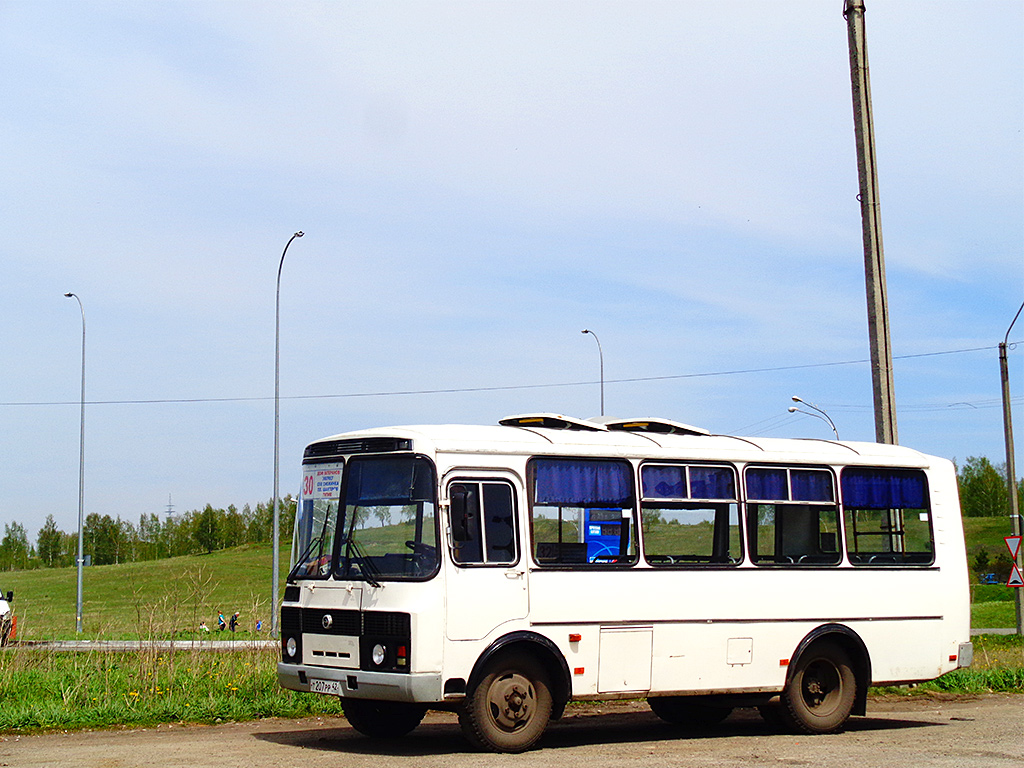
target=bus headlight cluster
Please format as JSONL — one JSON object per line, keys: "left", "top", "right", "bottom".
{"left": 371, "top": 643, "right": 387, "bottom": 666}
{"left": 286, "top": 636, "right": 298, "bottom": 659}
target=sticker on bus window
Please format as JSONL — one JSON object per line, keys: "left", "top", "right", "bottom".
{"left": 302, "top": 464, "right": 342, "bottom": 500}
{"left": 315, "top": 470, "right": 341, "bottom": 498}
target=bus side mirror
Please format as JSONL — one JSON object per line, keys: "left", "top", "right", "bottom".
{"left": 450, "top": 489, "right": 475, "bottom": 542}
{"left": 5, "top": 591, "right": 11, "bottom": 602}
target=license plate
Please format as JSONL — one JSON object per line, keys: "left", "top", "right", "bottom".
{"left": 309, "top": 678, "right": 343, "bottom": 695}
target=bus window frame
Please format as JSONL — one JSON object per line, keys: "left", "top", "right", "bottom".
{"left": 743, "top": 464, "right": 843, "bottom": 567}
{"left": 330, "top": 453, "right": 442, "bottom": 583}
{"left": 639, "top": 461, "right": 743, "bottom": 567}
{"left": 840, "top": 466, "right": 936, "bottom": 567}
{"left": 447, "top": 477, "right": 520, "bottom": 568}
{"left": 526, "top": 456, "right": 639, "bottom": 568}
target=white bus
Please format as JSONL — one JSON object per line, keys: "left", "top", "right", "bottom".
{"left": 278, "top": 414, "right": 973, "bottom": 753}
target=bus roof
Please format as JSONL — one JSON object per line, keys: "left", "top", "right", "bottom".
{"left": 307, "top": 417, "right": 937, "bottom": 469}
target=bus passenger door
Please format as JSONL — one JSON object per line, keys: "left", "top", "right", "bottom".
{"left": 444, "top": 477, "right": 528, "bottom": 641}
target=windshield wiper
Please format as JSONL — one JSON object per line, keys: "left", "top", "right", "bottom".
{"left": 343, "top": 534, "right": 383, "bottom": 588}
{"left": 289, "top": 510, "right": 333, "bottom": 580}
{"left": 288, "top": 534, "right": 322, "bottom": 580}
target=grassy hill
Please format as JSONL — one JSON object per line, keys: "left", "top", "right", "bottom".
{"left": 1, "top": 542, "right": 291, "bottom": 641}
{"left": 1, "top": 515, "right": 1019, "bottom": 640}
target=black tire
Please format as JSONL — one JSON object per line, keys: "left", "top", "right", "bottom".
{"left": 648, "top": 697, "right": 732, "bottom": 728}
{"left": 459, "top": 652, "right": 553, "bottom": 753}
{"left": 780, "top": 641, "right": 857, "bottom": 734}
{"left": 341, "top": 698, "right": 426, "bottom": 739}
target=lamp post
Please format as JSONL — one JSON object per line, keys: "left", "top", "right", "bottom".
{"left": 64, "top": 292, "right": 86, "bottom": 634}
{"left": 272, "top": 231, "right": 303, "bottom": 638}
{"left": 581, "top": 329, "right": 604, "bottom": 416}
{"left": 789, "top": 395, "right": 839, "bottom": 439}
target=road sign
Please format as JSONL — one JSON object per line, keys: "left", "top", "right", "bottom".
{"left": 1007, "top": 537, "right": 1023, "bottom": 588}
{"left": 1006, "top": 535, "right": 1021, "bottom": 560}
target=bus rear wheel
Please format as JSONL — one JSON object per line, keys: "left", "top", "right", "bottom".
{"left": 341, "top": 698, "right": 426, "bottom": 739}
{"left": 648, "top": 697, "right": 732, "bottom": 728}
{"left": 780, "top": 641, "right": 856, "bottom": 734}
{"left": 459, "top": 652, "right": 552, "bottom": 753}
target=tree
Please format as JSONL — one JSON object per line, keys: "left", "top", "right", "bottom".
{"left": 221, "top": 504, "right": 247, "bottom": 548}
{"left": 956, "top": 456, "right": 1009, "bottom": 517}
{"left": 36, "top": 515, "right": 63, "bottom": 567}
{"left": 84, "top": 513, "right": 129, "bottom": 565}
{"left": 194, "top": 505, "right": 220, "bottom": 554}
{"left": 137, "top": 513, "right": 163, "bottom": 560}
{"left": 0, "top": 522, "right": 30, "bottom": 571}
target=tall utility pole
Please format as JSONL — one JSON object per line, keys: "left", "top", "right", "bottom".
{"left": 844, "top": 0, "right": 898, "bottom": 445}
{"left": 999, "top": 301, "right": 1023, "bottom": 634}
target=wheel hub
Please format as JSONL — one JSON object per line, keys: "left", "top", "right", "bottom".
{"left": 489, "top": 672, "right": 535, "bottom": 730}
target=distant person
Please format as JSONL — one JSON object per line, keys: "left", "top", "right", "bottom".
{"left": 255, "top": 619, "right": 263, "bottom": 632}
{"left": 229, "top": 612, "right": 239, "bottom": 633}
{"left": 217, "top": 612, "right": 226, "bottom": 631}
{"left": 199, "top": 621, "right": 210, "bottom": 633}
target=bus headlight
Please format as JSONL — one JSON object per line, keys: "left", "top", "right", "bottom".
{"left": 286, "top": 637, "right": 298, "bottom": 658}
{"left": 371, "top": 643, "right": 386, "bottom": 666}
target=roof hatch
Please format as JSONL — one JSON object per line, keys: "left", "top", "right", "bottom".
{"left": 588, "top": 417, "right": 710, "bottom": 436}
{"left": 498, "top": 413, "right": 608, "bottom": 431}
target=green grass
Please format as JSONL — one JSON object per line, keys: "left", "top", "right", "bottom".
{"left": 1, "top": 543, "right": 291, "bottom": 641}
{"left": 962, "top": 515, "right": 1018, "bottom": 547}
{"left": 972, "top": 602, "right": 1017, "bottom": 630}
{"left": 0, "top": 645, "right": 343, "bottom": 732}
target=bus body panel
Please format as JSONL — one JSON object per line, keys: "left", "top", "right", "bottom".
{"left": 279, "top": 422, "right": 971, "bottom": 724}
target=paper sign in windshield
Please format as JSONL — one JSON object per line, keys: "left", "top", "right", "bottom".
{"left": 302, "top": 465, "right": 342, "bottom": 500}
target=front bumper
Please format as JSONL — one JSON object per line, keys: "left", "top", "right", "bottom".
{"left": 278, "top": 662, "right": 442, "bottom": 703}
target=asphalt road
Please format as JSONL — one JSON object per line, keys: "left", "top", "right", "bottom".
{"left": 1, "top": 695, "right": 1020, "bottom": 768}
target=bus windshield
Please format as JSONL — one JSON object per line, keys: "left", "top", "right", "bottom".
{"left": 291, "top": 462, "right": 343, "bottom": 579}
{"left": 335, "top": 455, "right": 438, "bottom": 582}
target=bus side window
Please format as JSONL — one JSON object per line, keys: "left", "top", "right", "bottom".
{"left": 745, "top": 466, "right": 841, "bottom": 566}
{"left": 450, "top": 483, "right": 483, "bottom": 564}
{"left": 841, "top": 467, "right": 934, "bottom": 566}
{"left": 482, "top": 483, "right": 516, "bottom": 563}
{"left": 449, "top": 481, "right": 517, "bottom": 566}
{"left": 529, "top": 458, "right": 637, "bottom": 566}
{"left": 640, "top": 463, "right": 741, "bottom": 566}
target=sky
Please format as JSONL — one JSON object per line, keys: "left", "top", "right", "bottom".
{"left": 1, "top": 0, "right": 1022, "bottom": 541}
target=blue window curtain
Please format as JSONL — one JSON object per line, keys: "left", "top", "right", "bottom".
{"left": 641, "top": 466, "right": 687, "bottom": 499}
{"left": 791, "top": 470, "right": 834, "bottom": 502}
{"left": 745, "top": 468, "right": 788, "bottom": 501}
{"left": 534, "top": 459, "right": 633, "bottom": 506}
{"left": 689, "top": 466, "right": 736, "bottom": 500}
{"left": 841, "top": 468, "right": 927, "bottom": 509}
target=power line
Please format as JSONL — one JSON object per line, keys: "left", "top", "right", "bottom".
{"left": 1, "top": 341, "right": 1018, "bottom": 408}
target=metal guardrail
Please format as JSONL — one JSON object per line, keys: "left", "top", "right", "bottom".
{"left": 10, "top": 639, "right": 278, "bottom": 651}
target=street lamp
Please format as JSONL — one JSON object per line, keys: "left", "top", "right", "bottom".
{"left": 64, "top": 292, "right": 86, "bottom": 634}
{"left": 580, "top": 329, "right": 604, "bottom": 416}
{"left": 789, "top": 395, "right": 839, "bottom": 439}
{"left": 273, "top": 231, "right": 303, "bottom": 637}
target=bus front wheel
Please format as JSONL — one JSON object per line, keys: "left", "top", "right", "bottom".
{"left": 341, "top": 698, "right": 426, "bottom": 739}
{"left": 459, "top": 652, "right": 552, "bottom": 753}
{"left": 780, "top": 641, "right": 856, "bottom": 734}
